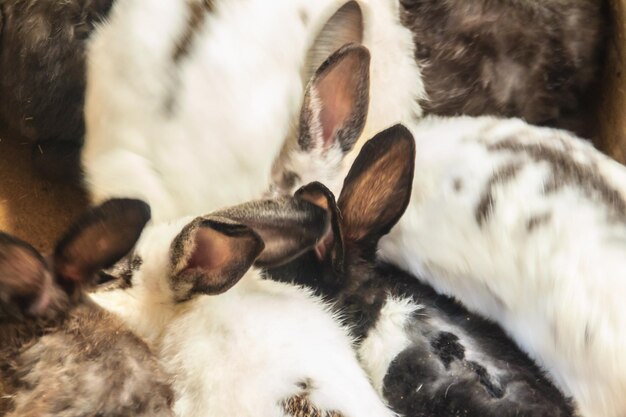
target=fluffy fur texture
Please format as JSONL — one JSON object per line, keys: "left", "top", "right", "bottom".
{"left": 0, "top": 199, "right": 174, "bottom": 417}
{"left": 268, "top": 126, "right": 574, "bottom": 416}
{"left": 368, "top": 116, "right": 626, "bottom": 417}
{"left": 398, "top": 0, "right": 607, "bottom": 138}
{"left": 83, "top": 0, "right": 422, "bottom": 222}
{"left": 91, "top": 197, "right": 396, "bottom": 417}
{"left": 0, "top": 0, "right": 113, "bottom": 179}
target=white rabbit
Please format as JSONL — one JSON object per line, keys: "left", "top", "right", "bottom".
{"left": 91, "top": 195, "right": 396, "bottom": 417}
{"left": 274, "top": 109, "right": 626, "bottom": 417}
{"left": 82, "top": 0, "right": 422, "bottom": 222}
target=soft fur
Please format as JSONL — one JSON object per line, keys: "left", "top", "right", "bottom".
{"left": 83, "top": 0, "right": 423, "bottom": 222}
{"left": 91, "top": 197, "right": 396, "bottom": 417}
{"left": 373, "top": 116, "right": 626, "bottom": 417}
{"left": 0, "top": 199, "right": 173, "bottom": 417}
{"left": 268, "top": 126, "right": 574, "bottom": 416}
{"left": 399, "top": 0, "right": 607, "bottom": 138}
{"left": 0, "top": 0, "right": 113, "bottom": 179}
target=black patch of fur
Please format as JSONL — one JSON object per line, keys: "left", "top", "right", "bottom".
{"left": 475, "top": 162, "right": 523, "bottom": 225}
{"left": 267, "top": 254, "right": 575, "bottom": 417}
{"left": 0, "top": 0, "right": 114, "bottom": 179}
{"left": 400, "top": 0, "right": 608, "bottom": 138}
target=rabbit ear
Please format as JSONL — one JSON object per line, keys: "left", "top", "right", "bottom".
{"left": 170, "top": 218, "right": 264, "bottom": 301}
{"left": 304, "top": 1, "right": 364, "bottom": 83}
{"left": 0, "top": 233, "right": 66, "bottom": 319}
{"left": 54, "top": 199, "right": 151, "bottom": 290}
{"left": 298, "top": 43, "right": 370, "bottom": 154}
{"left": 294, "top": 182, "right": 344, "bottom": 277}
{"left": 214, "top": 197, "right": 330, "bottom": 268}
{"left": 337, "top": 124, "right": 416, "bottom": 251}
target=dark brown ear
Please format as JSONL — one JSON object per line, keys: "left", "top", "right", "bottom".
{"left": 299, "top": 43, "right": 370, "bottom": 154}
{"left": 337, "top": 124, "right": 416, "bottom": 249}
{"left": 170, "top": 218, "right": 264, "bottom": 301}
{"left": 53, "top": 199, "right": 151, "bottom": 289}
{"left": 304, "top": 1, "right": 364, "bottom": 82}
{"left": 214, "top": 197, "right": 330, "bottom": 268}
{"left": 294, "top": 182, "right": 344, "bottom": 277}
{"left": 0, "top": 233, "right": 66, "bottom": 319}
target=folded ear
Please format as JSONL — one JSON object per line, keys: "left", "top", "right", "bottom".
{"left": 299, "top": 43, "right": 370, "bottom": 154}
{"left": 304, "top": 1, "right": 364, "bottom": 83}
{"left": 170, "top": 218, "right": 264, "bottom": 301}
{"left": 53, "top": 199, "right": 151, "bottom": 289}
{"left": 0, "top": 233, "right": 66, "bottom": 319}
{"left": 214, "top": 197, "right": 330, "bottom": 268}
{"left": 294, "top": 182, "right": 344, "bottom": 278}
{"left": 337, "top": 124, "right": 416, "bottom": 250}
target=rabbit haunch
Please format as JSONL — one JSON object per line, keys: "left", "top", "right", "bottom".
{"left": 90, "top": 196, "right": 396, "bottom": 417}
{"left": 82, "top": 0, "right": 422, "bottom": 222}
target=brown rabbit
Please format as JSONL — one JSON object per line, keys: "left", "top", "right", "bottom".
{"left": 400, "top": 0, "right": 607, "bottom": 138}
{"left": 0, "top": 0, "right": 114, "bottom": 180}
{"left": 0, "top": 198, "right": 174, "bottom": 417}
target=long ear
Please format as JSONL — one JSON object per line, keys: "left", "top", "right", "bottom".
{"left": 170, "top": 218, "right": 264, "bottom": 301}
{"left": 214, "top": 197, "right": 330, "bottom": 267}
{"left": 299, "top": 43, "right": 370, "bottom": 154}
{"left": 0, "top": 233, "right": 66, "bottom": 319}
{"left": 304, "top": 1, "right": 364, "bottom": 82}
{"left": 54, "top": 199, "right": 151, "bottom": 290}
{"left": 337, "top": 124, "right": 416, "bottom": 250}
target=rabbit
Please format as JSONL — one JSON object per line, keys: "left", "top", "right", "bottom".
{"left": 90, "top": 196, "right": 397, "bottom": 417}
{"left": 268, "top": 125, "right": 576, "bottom": 417}
{"left": 0, "top": 0, "right": 114, "bottom": 180}
{"left": 269, "top": 95, "right": 626, "bottom": 416}
{"left": 398, "top": 0, "right": 607, "bottom": 138}
{"left": 0, "top": 198, "right": 174, "bottom": 417}
{"left": 82, "top": 0, "right": 423, "bottom": 222}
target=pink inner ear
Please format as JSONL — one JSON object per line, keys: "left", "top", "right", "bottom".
{"left": 185, "top": 228, "right": 230, "bottom": 272}
{"left": 316, "top": 54, "right": 361, "bottom": 149}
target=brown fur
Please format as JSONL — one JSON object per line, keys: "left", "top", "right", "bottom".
{"left": 0, "top": 0, "right": 114, "bottom": 179}
{"left": 400, "top": 0, "right": 607, "bottom": 138}
{"left": 283, "top": 394, "right": 343, "bottom": 417}
{"left": 475, "top": 161, "right": 524, "bottom": 225}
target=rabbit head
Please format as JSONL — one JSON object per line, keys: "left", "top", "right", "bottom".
{"left": 116, "top": 196, "right": 330, "bottom": 306}
{"left": 0, "top": 198, "right": 150, "bottom": 322}
{"left": 269, "top": 42, "right": 371, "bottom": 199}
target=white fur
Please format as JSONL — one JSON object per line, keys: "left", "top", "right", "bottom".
{"left": 92, "top": 217, "right": 395, "bottom": 417}
{"left": 368, "top": 115, "right": 626, "bottom": 417}
{"left": 357, "top": 296, "right": 420, "bottom": 395}
{"left": 83, "top": 0, "right": 424, "bottom": 221}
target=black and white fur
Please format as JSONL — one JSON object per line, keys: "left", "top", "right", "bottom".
{"left": 269, "top": 125, "right": 575, "bottom": 417}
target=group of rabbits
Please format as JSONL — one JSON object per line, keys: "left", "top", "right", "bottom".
{"left": 0, "top": 0, "right": 623, "bottom": 416}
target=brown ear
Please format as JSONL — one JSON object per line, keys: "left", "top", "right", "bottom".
{"left": 53, "top": 199, "right": 151, "bottom": 288}
{"left": 294, "top": 182, "right": 344, "bottom": 278}
{"left": 337, "top": 124, "right": 416, "bottom": 249}
{"left": 299, "top": 43, "right": 370, "bottom": 154}
{"left": 0, "top": 233, "right": 66, "bottom": 319}
{"left": 304, "top": 1, "right": 364, "bottom": 82}
{"left": 214, "top": 197, "right": 330, "bottom": 268}
{"left": 170, "top": 218, "right": 264, "bottom": 301}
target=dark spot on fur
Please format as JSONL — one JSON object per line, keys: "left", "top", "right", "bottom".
{"left": 466, "top": 361, "right": 504, "bottom": 398}
{"left": 283, "top": 393, "right": 343, "bottom": 417}
{"left": 526, "top": 212, "right": 552, "bottom": 232}
{"left": 172, "top": 0, "right": 213, "bottom": 63}
{"left": 299, "top": 9, "right": 309, "bottom": 25}
{"left": 489, "top": 138, "right": 626, "bottom": 223}
{"left": 453, "top": 178, "right": 463, "bottom": 192}
{"left": 431, "top": 331, "right": 465, "bottom": 368}
{"left": 475, "top": 162, "right": 523, "bottom": 226}
{"left": 584, "top": 323, "right": 592, "bottom": 348}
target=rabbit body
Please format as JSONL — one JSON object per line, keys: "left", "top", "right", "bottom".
{"left": 373, "top": 116, "right": 626, "bottom": 417}
{"left": 82, "top": 0, "right": 422, "bottom": 222}
{"left": 91, "top": 200, "right": 396, "bottom": 417}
